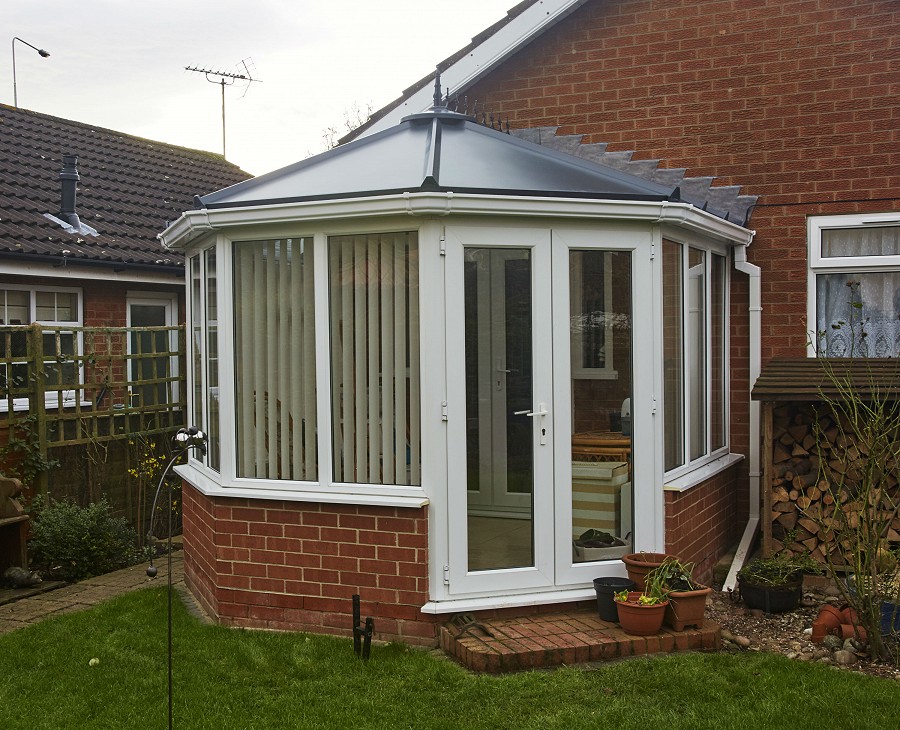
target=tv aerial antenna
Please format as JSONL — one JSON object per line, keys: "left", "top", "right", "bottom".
{"left": 185, "top": 59, "right": 261, "bottom": 158}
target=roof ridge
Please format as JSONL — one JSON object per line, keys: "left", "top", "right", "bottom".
{"left": 0, "top": 104, "right": 245, "bottom": 167}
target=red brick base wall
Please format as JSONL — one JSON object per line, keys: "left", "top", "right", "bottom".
{"left": 181, "top": 482, "right": 440, "bottom": 645}
{"left": 664, "top": 464, "right": 743, "bottom": 585}
{"left": 183, "top": 467, "right": 744, "bottom": 642}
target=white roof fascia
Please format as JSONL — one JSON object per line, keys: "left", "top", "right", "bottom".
{"left": 360, "top": 0, "right": 589, "bottom": 138}
{"left": 160, "top": 193, "right": 754, "bottom": 251}
{"left": 0, "top": 259, "right": 183, "bottom": 285}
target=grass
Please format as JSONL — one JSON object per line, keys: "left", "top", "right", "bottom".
{"left": 0, "top": 588, "right": 897, "bottom": 730}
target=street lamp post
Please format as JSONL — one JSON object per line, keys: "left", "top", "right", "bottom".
{"left": 12, "top": 36, "right": 50, "bottom": 108}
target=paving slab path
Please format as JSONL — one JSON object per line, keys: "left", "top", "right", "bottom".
{"left": 0, "top": 551, "right": 184, "bottom": 635}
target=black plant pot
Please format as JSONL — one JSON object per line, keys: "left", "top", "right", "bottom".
{"left": 738, "top": 574, "right": 803, "bottom": 614}
{"left": 593, "top": 576, "right": 635, "bottom": 622}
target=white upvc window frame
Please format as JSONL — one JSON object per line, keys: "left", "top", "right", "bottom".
{"left": 806, "top": 212, "right": 900, "bottom": 357}
{"left": 0, "top": 283, "right": 83, "bottom": 413}
{"left": 126, "top": 290, "right": 180, "bottom": 407}
{"left": 182, "top": 219, "right": 430, "bottom": 508}
{"left": 660, "top": 229, "right": 732, "bottom": 486}
{"left": 187, "top": 243, "right": 223, "bottom": 475}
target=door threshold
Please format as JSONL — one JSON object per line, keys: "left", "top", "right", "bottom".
{"left": 421, "top": 586, "right": 597, "bottom": 615}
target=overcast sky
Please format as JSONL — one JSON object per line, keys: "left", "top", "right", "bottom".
{"left": 3, "top": 0, "right": 513, "bottom": 175}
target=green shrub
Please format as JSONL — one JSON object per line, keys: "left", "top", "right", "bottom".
{"left": 29, "top": 499, "right": 139, "bottom": 582}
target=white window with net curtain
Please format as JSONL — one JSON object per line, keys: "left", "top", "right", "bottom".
{"left": 808, "top": 213, "right": 900, "bottom": 358}
{"left": 231, "top": 232, "right": 421, "bottom": 488}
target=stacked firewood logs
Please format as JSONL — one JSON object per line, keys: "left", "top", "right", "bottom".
{"left": 768, "top": 404, "right": 900, "bottom": 562}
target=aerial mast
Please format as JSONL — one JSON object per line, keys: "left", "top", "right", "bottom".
{"left": 185, "top": 60, "right": 259, "bottom": 157}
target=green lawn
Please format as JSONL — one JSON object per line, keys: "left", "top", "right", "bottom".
{"left": 0, "top": 588, "right": 897, "bottom": 730}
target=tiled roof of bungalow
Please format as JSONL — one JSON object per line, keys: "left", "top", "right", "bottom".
{"left": 0, "top": 104, "right": 251, "bottom": 272}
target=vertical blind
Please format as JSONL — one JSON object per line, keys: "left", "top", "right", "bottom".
{"left": 329, "top": 232, "right": 421, "bottom": 485}
{"left": 233, "top": 239, "right": 318, "bottom": 480}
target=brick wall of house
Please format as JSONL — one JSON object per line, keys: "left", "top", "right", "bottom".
{"left": 664, "top": 462, "right": 741, "bottom": 584}
{"left": 464, "top": 0, "right": 899, "bottom": 558}
{"left": 465, "top": 0, "right": 899, "bottom": 359}
{"left": 182, "top": 483, "right": 440, "bottom": 645}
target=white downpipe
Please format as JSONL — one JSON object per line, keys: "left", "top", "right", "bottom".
{"left": 724, "top": 241, "right": 761, "bottom": 591}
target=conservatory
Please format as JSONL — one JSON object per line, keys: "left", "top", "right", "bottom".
{"left": 160, "top": 103, "right": 753, "bottom": 640}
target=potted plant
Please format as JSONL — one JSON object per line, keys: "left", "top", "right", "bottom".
{"left": 613, "top": 570, "right": 669, "bottom": 636}
{"left": 621, "top": 551, "right": 678, "bottom": 589}
{"left": 737, "top": 550, "right": 820, "bottom": 614}
{"left": 645, "top": 557, "right": 713, "bottom": 631}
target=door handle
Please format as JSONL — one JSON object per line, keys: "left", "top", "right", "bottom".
{"left": 513, "top": 406, "right": 548, "bottom": 417}
{"left": 513, "top": 403, "right": 549, "bottom": 445}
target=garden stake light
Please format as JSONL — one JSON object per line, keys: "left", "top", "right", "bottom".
{"left": 146, "top": 427, "right": 207, "bottom": 730}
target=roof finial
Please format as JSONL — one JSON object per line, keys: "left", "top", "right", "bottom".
{"left": 432, "top": 67, "right": 443, "bottom": 109}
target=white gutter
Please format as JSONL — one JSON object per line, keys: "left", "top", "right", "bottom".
{"left": 724, "top": 240, "right": 761, "bottom": 591}
{"left": 159, "top": 192, "right": 754, "bottom": 251}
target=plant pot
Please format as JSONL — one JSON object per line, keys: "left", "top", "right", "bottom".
{"left": 811, "top": 619, "right": 829, "bottom": 644}
{"left": 664, "top": 584, "right": 712, "bottom": 631}
{"left": 614, "top": 592, "right": 669, "bottom": 636}
{"left": 839, "top": 623, "right": 867, "bottom": 641}
{"left": 816, "top": 604, "right": 843, "bottom": 632}
{"left": 840, "top": 606, "right": 859, "bottom": 625}
{"left": 593, "top": 577, "right": 635, "bottom": 622}
{"left": 737, "top": 573, "right": 803, "bottom": 614}
{"left": 622, "top": 553, "right": 677, "bottom": 590}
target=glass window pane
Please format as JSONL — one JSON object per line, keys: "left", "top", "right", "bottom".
{"left": 688, "top": 247, "right": 707, "bottom": 461}
{"left": 329, "top": 232, "right": 420, "bottom": 486}
{"left": 816, "top": 272, "right": 900, "bottom": 357}
{"left": 233, "top": 239, "right": 318, "bottom": 481}
{"left": 130, "top": 304, "right": 171, "bottom": 408}
{"left": 35, "top": 291, "right": 55, "bottom": 321}
{"left": 711, "top": 254, "right": 726, "bottom": 451}
{"left": 464, "top": 247, "right": 534, "bottom": 571}
{"left": 190, "top": 256, "right": 203, "bottom": 439}
{"left": 570, "top": 251, "right": 615, "bottom": 376}
{"left": 1, "top": 290, "right": 29, "bottom": 324}
{"left": 663, "top": 240, "right": 684, "bottom": 471}
{"left": 34, "top": 291, "right": 76, "bottom": 322}
{"left": 205, "top": 248, "right": 220, "bottom": 471}
{"left": 570, "top": 250, "right": 633, "bottom": 564}
{"left": 56, "top": 292, "right": 77, "bottom": 322}
{"left": 822, "top": 226, "right": 900, "bottom": 258}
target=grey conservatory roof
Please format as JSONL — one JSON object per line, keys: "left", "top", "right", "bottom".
{"left": 197, "top": 108, "right": 680, "bottom": 209}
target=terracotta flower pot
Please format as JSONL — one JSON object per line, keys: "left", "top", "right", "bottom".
{"left": 839, "top": 623, "right": 866, "bottom": 641}
{"left": 840, "top": 606, "right": 859, "bottom": 625}
{"left": 614, "top": 592, "right": 669, "bottom": 636}
{"left": 811, "top": 619, "right": 829, "bottom": 644}
{"left": 621, "top": 553, "right": 677, "bottom": 590}
{"left": 664, "top": 584, "right": 713, "bottom": 631}
{"left": 816, "top": 605, "right": 843, "bottom": 632}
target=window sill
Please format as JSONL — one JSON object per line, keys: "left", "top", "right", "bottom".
{"left": 663, "top": 452, "right": 744, "bottom": 493}
{"left": 0, "top": 393, "right": 91, "bottom": 414}
{"left": 174, "top": 464, "right": 431, "bottom": 509}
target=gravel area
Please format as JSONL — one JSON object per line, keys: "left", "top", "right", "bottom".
{"left": 707, "top": 578, "right": 900, "bottom": 681}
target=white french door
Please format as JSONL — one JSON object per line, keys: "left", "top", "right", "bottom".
{"left": 446, "top": 226, "right": 555, "bottom": 593}
{"left": 443, "top": 222, "right": 658, "bottom": 598}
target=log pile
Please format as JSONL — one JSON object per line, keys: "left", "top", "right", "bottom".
{"left": 767, "top": 404, "right": 900, "bottom": 562}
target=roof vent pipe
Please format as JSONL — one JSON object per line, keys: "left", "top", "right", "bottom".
{"left": 59, "top": 154, "right": 82, "bottom": 229}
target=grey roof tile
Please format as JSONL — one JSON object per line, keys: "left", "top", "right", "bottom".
{"left": 0, "top": 104, "right": 251, "bottom": 270}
